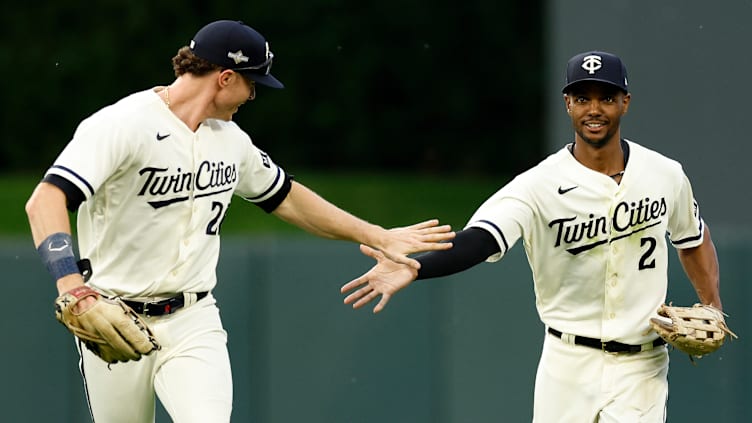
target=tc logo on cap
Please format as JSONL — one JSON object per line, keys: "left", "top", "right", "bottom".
{"left": 562, "top": 50, "right": 628, "bottom": 93}
{"left": 581, "top": 55, "right": 603, "bottom": 75}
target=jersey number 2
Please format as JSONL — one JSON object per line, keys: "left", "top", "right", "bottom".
{"left": 639, "top": 237, "right": 657, "bottom": 270}
{"left": 206, "top": 202, "right": 229, "bottom": 235}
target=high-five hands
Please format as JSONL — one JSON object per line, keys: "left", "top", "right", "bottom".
{"left": 341, "top": 244, "right": 419, "bottom": 313}
{"left": 375, "top": 219, "right": 454, "bottom": 270}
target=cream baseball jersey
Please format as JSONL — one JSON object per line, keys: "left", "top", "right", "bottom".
{"left": 45, "top": 88, "right": 288, "bottom": 298}
{"left": 466, "top": 140, "right": 703, "bottom": 344}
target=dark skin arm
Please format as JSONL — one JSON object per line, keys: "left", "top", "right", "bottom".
{"left": 677, "top": 224, "right": 722, "bottom": 310}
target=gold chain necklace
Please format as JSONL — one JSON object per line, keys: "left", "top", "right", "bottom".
{"left": 164, "top": 85, "right": 170, "bottom": 107}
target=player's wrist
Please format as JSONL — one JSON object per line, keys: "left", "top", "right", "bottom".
{"left": 37, "top": 232, "right": 81, "bottom": 282}
{"left": 56, "top": 273, "right": 86, "bottom": 296}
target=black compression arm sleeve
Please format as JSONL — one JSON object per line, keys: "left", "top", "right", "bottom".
{"left": 415, "top": 227, "right": 501, "bottom": 280}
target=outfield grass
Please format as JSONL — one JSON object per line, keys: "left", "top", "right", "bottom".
{"left": 1, "top": 171, "right": 507, "bottom": 237}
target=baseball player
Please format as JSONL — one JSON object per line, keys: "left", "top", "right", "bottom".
{"left": 342, "top": 51, "right": 726, "bottom": 422}
{"left": 25, "top": 20, "right": 455, "bottom": 423}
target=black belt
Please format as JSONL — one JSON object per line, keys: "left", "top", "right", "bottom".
{"left": 548, "top": 327, "right": 665, "bottom": 353}
{"left": 123, "top": 292, "right": 208, "bottom": 316}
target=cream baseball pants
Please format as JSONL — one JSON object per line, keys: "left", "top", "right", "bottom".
{"left": 77, "top": 293, "right": 233, "bottom": 423}
{"left": 533, "top": 329, "right": 669, "bottom": 423}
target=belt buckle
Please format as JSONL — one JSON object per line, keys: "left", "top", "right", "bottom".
{"left": 601, "top": 341, "right": 619, "bottom": 355}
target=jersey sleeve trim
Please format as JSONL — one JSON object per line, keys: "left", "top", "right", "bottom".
{"left": 245, "top": 167, "right": 283, "bottom": 202}
{"left": 42, "top": 174, "right": 87, "bottom": 212}
{"left": 671, "top": 219, "right": 704, "bottom": 247}
{"left": 46, "top": 165, "right": 95, "bottom": 197}
{"left": 249, "top": 171, "right": 293, "bottom": 213}
{"left": 473, "top": 219, "right": 510, "bottom": 254}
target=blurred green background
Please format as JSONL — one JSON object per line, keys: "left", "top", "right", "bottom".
{"left": 2, "top": 0, "right": 541, "bottom": 237}
{"left": 3, "top": 1, "right": 751, "bottom": 422}
{"left": 0, "top": 0, "right": 543, "bottom": 179}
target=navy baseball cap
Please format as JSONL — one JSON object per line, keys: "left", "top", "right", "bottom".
{"left": 562, "top": 51, "right": 628, "bottom": 94}
{"left": 190, "top": 20, "right": 284, "bottom": 89}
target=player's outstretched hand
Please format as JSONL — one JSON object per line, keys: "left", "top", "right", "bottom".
{"left": 341, "top": 244, "right": 419, "bottom": 313}
{"left": 377, "top": 219, "right": 454, "bottom": 269}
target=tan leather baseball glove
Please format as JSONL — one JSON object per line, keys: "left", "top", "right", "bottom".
{"left": 55, "top": 286, "right": 160, "bottom": 364}
{"left": 649, "top": 303, "right": 737, "bottom": 359}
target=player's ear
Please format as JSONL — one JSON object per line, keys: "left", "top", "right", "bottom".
{"left": 621, "top": 92, "right": 631, "bottom": 115}
{"left": 563, "top": 94, "right": 572, "bottom": 114}
{"left": 217, "top": 69, "right": 235, "bottom": 88}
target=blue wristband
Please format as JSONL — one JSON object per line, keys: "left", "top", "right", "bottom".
{"left": 37, "top": 233, "right": 80, "bottom": 281}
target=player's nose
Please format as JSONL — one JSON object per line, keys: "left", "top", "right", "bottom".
{"left": 587, "top": 100, "right": 603, "bottom": 114}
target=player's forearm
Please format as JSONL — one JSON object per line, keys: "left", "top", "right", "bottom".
{"left": 25, "top": 182, "right": 74, "bottom": 247}
{"left": 273, "top": 181, "right": 385, "bottom": 244}
{"left": 26, "top": 182, "right": 86, "bottom": 294}
{"left": 416, "top": 228, "right": 499, "bottom": 279}
{"left": 677, "top": 225, "right": 722, "bottom": 309}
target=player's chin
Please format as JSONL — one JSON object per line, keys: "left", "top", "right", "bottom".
{"left": 583, "top": 136, "right": 607, "bottom": 147}
{"left": 578, "top": 130, "right": 611, "bottom": 148}
{"left": 230, "top": 103, "right": 245, "bottom": 115}
{"left": 219, "top": 109, "right": 239, "bottom": 121}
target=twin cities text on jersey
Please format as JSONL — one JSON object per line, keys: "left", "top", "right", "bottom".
{"left": 548, "top": 197, "right": 668, "bottom": 255}
{"left": 137, "top": 161, "right": 237, "bottom": 209}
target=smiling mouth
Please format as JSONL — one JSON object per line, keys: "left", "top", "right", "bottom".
{"left": 585, "top": 122, "right": 606, "bottom": 129}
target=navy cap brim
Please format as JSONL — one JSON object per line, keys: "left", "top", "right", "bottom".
{"left": 562, "top": 78, "right": 627, "bottom": 94}
{"left": 242, "top": 72, "right": 284, "bottom": 89}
